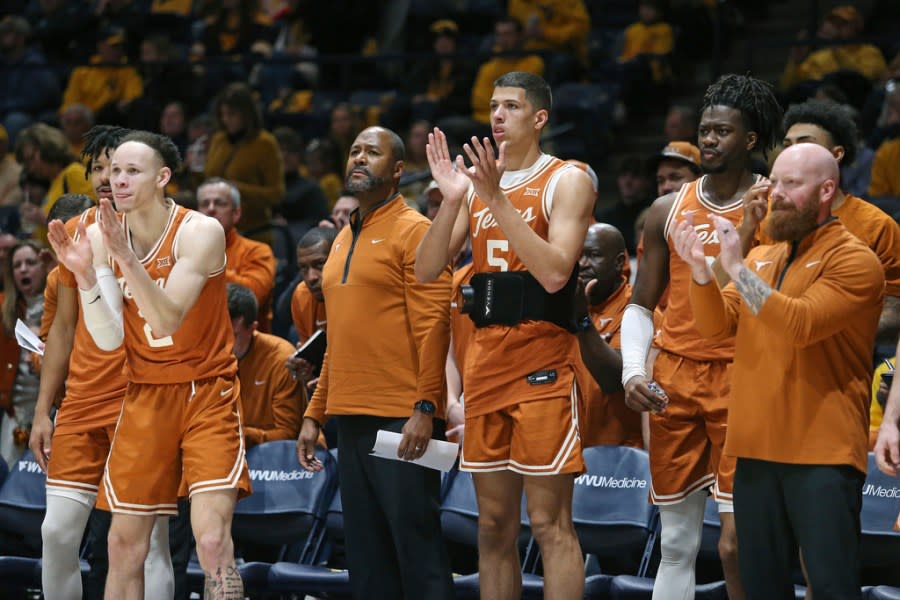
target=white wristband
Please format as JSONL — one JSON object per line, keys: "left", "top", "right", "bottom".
{"left": 621, "top": 304, "right": 655, "bottom": 386}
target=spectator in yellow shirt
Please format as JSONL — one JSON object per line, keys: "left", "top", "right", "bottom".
{"left": 620, "top": 0, "right": 674, "bottom": 83}
{"left": 870, "top": 357, "right": 894, "bottom": 450}
{"left": 60, "top": 27, "right": 142, "bottom": 124}
{"left": 508, "top": 0, "right": 590, "bottom": 63}
{"left": 619, "top": 0, "right": 674, "bottom": 118}
{"left": 14, "top": 124, "right": 94, "bottom": 243}
{"left": 781, "top": 6, "right": 886, "bottom": 95}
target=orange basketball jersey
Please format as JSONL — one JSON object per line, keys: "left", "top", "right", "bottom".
{"left": 116, "top": 203, "right": 237, "bottom": 384}
{"left": 656, "top": 176, "right": 748, "bottom": 361}
{"left": 55, "top": 208, "right": 128, "bottom": 434}
{"left": 463, "top": 154, "right": 581, "bottom": 416}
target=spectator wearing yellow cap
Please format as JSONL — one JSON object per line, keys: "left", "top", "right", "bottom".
{"left": 781, "top": 5, "right": 887, "bottom": 93}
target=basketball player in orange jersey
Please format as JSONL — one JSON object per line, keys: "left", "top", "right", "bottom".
{"left": 30, "top": 125, "right": 174, "bottom": 600}
{"left": 416, "top": 71, "right": 595, "bottom": 600}
{"left": 47, "top": 130, "right": 251, "bottom": 600}
{"left": 621, "top": 74, "right": 782, "bottom": 600}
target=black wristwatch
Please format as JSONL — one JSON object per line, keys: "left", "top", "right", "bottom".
{"left": 576, "top": 315, "right": 593, "bottom": 332}
{"left": 414, "top": 400, "right": 436, "bottom": 415}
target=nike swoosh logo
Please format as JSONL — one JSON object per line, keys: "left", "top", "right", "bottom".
{"left": 220, "top": 387, "right": 233, "bottom": 397}
{"left": 754, "top": 260, "right": 773, "bottom": 270}
{"left": 805, "top": 260, "right": 821, "bottom": 268}
{"left": 254, "top": 379, "right": 265, "bottom": 386}
{"left": 371, "top": 238, "right": 385, "bottom": 244}
{"left": 315, "top": 319, "right": 327, "bottom": 326}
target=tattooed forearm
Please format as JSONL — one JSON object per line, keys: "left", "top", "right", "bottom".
{"left": 203, "top": 565, "right": 243, "bottom": 600}
{"left": 732, "top": 266, "right": 773, "bottom": 316}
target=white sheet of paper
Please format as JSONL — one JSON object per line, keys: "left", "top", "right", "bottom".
{"left": 15, "top": 319, "right": 43, "bottom": 356}
{"left": 370, "top": 429, "right": 459, "bottom": 472}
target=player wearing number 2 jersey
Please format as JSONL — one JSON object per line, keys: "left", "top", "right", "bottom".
{"left": 416, "top": 71, "right": 594, "bottom": 600}
{"left": 32, "top": 126, "right": 174, "bottom": 600}
{"left": 47, "top": 130, "right": 250, "bottom": 600}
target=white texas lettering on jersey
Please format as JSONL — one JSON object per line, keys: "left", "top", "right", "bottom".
{"left": 118, "top": 275, "right": 166, "bottom": 300}
{"left": 472, "top": 205, "right": 537, "bottom": 238}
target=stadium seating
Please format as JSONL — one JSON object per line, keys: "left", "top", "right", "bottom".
{"left": 439, "top": 467, "right": 534, "bottom": 598}
{"left": 574, "top": 445, "right": 659, "bottom": 599}
{"left": 549, "top": 82, "right": 620, "bottom": 168}
{"left": 0, "top": 450, "right": 47, "bottom": 593}
{"left": 867, "top": 585, "right": 900, "bottom": 599}
{"left": 266, "top": 448, "right": 352, "bottom": 597}
{"left": 860, "top": 452, "right": 900, "bottom": 587}
{"left": 189, "top": 441, "right": 338, "bottom": 594}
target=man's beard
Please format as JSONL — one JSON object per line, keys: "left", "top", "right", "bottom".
{"left": 345, "top": 169, "right": 388, "bottom": 192}
{"left": 765, "top": 197, "right": 820, "bottom": 241}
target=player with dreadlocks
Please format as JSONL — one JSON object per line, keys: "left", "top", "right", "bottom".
{"left": 29, "top": 125, "right": 175, "bottom": 600}
{"left": 620, "top": 73, "right": 783, "bottom": 600}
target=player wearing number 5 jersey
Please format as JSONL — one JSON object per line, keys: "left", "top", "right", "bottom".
{"left": 47, "top": 130, "right": 250, "bottom": 600}
{"left": 416, "top": 71, "right": 595, "bottom": 600}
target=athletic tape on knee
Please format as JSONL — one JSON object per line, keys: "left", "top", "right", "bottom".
{"left": 621, "top": 304, "right": 655, "bottom": 386}
{"left": 42, "top": 494, "right": 94, "bottom": 600}
{"left": 653, "top": 491, "right": 707, "bottom": 600}
{"left": 79, "top": 265, "right": 123, "bottom": 351}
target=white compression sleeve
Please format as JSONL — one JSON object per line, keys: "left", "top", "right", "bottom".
{"left": 42, "top": 492, "right": 94, "bottom": 600}
{"left": 652, "top": 490, "right": 707, "bottom": 600}
{"left": 621, "top": 303, "right": 656, "bottom": 386}
{"left": 144, "top": 516, "right": 174, "bottom": 600}
{"left": 79, "top": 265, "right": 123, "bottom": 351}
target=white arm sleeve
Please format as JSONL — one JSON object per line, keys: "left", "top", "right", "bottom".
{"left": 621, "top": 303, "right": 655, "bottom": 386}
{"left": 78, "top": 265, "right": 124, "bottom": 351}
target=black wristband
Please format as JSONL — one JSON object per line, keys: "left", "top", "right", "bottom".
{"left": 576, "top": 315, "right": 593, "bottom": 332}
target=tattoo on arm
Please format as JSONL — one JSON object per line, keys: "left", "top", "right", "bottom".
{"left": 203, "top": 565, "right": 243, "bottom": 600}
{"left": 732, "top": 266, "right": 773, "bottom": 316}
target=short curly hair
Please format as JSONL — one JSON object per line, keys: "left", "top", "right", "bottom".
{"left": 782, "top": 100, "right": 857, "bottom": 165}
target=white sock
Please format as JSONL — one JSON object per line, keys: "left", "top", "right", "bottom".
{"left": 41, "top": 492, "right": 94, "bottom": 600}
{"left": 651, "top": 490, "right": 707, "bottom": 600}
{"left": 144, "top": 516, "right": 174, "bottom": 600}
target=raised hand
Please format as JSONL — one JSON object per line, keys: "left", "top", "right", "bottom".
{"left": 425, "top": 128, "right": 470, "bottom": 204}
{"left": 741, "top": 178, "right": 771, "bottom": 231}
{"left": 671, "top": 215, "right": 711, "bottom": 285}
{"left": 97, "top": 198, "right": 132, "bottom": 264}
{"left": 710, "top": 214, "right": 744, "bottom": 276}
{"left": 47, "top": 219, "right": 93, "bottom": 278}
{"left": 460, "top": 136, "right": 506, "bottom": 207}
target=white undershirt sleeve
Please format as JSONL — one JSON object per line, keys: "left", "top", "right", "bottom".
{"left": 78, "top": 265, "right": 124, "bottom": 351}
{"left": 621, "top": 303, "right": 655, "bottom": 386}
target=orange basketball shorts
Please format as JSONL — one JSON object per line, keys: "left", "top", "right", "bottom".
{"left": 649, "top": 350, "right": 734, "bottom": 505}
{"left": 461, "top": 368, "right": 584, "bottom": 476}
{"left": 46, "top": 423, "right": 118, "bottom": 498}
{"left": 97, "top": 376, "right": 252, "bottom": 515}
